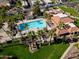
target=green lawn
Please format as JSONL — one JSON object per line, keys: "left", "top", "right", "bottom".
{"left": 69, "top": 0, "right": 78, "bottom": 2}
{"left": 59, "top": 6, "right": 79, "bottom": 17}
{"left": 74, "top": 19, "right": 79, "bottom": 27}
{"left": 0, "top": 43, "right": 69, "bottom": 59}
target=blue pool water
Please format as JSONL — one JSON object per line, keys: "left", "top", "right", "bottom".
{"left": 18, "top": 20, "right": 46, "bottom": 31}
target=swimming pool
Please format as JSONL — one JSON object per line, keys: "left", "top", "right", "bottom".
{"left": 18, "top": 20, "right": 46, "bottom": 31}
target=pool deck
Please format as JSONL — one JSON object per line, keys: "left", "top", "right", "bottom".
{"left": 0, "top": 29, "right": 11, "bottom": 43}
{"left": 17, "top": 18, "right": 46, "bottom": 25}
{"left": 14, "top": 18, "right": 53, "bottom": 38}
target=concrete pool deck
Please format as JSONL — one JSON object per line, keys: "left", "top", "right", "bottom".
{"left": 17, "top": 18, "right": 46, "bottom": 25}
{"left": 0, "top": 29, "right": 11, "bottom": 43}
{"left": 14, "top": 18, "right": 53, "bottom": 38}
{"left": 17, "top": 18, "right": 47, "bottom": 31}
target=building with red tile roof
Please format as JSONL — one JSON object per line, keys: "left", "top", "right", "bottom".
{"left": 51, "top": 16, "right": 61, "bottom": 26}
{"left": 47, "top": 11, "right": 79, "bottom": 36}
{"left": 56, "top": 26, "right": 79, "bottom": 36}
{"left": 68, "top": 27, "right": 79, "bottom": 33}
{"left": 61, "top": 17, "right": 74, "bottom": 24}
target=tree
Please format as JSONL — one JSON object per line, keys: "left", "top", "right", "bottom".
{"left": 12, "top": 56, "right": 18, "bottom": 59}
{"left": 15, "top": 0, "right": 22, "bottom": 8}
{"left": 43, "top": 12, "right": 48, "bottom": 18}
{"left": 43, "top": 11, "right": 52, "bottom": 23}
{"left": 51, "top": 0, "right": 57, "bottom": 3}
{"left": 18, "top": 30, "right": 24, "bottom": 43}
{"left": 27, "top": 31, "right": 36, "bottom": 40}
{"left": 0, "top": 6, "right": 8, "bottom": 22}
{"left": 25, "top": 23, "right": 28, "bottom": 30}
{"left": 7, "top": 15, "right": 16, "bottom": 31}
{"left": 17, "top": 13, "right": 24, "bottom": 21}
{"left": 58, "top": 22, "right": 64, "bottom": 29}
{"left": 48, "top": 29, "right": 56, "bottom": 44}
{"left": 0, "top": 6, "right": 14, "bottom": 41}
{"left": 6, "top": 13, "right": 23, "bottom": 40}
{"left": 32, "top": 0, "right": 41, "bottom": 16}
{"left": 37, "top": 30, "right": 44, "bottom": 39}
{"left": 0, "top": 23, "right": 4, "bottom": 29}
{"left": 7, "top": 12, "right": 24, "bottom": 41}
{"left": 10, "top": 0, "right": 22, "bottom": 8}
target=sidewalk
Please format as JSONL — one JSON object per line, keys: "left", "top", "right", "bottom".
{"left": 0, "top": 29, "right": 11, "bottom": 43}
{"left": 60, "top": 43, "right": 75, "bottom": 59}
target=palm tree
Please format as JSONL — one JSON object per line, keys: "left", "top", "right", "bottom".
{"left": 37, "top": 30, "right": 44, "bottom": 39}
{"left": 27, "top": 31, "right": 38, "bottom": 53}
{"left": 7, "top": 14, "right": 23, "bottom": 38}
{"left": 27, "top": 31, "right": 33, "bottom": 40}
{"left": 0, "top": 6, "right": 8, "bottom": 22}
{"left": 8, "top": 13, "right": 24, "bottom": 42}
{"left": 0, "top": 6, "right": 12, "bottom": 37}
{"left": 48, "top": 30, "right": 55, "bottom": 43}
{"left": 43, "top": 11, "right": 52, "bottom": 25}
{"left": 37, "top": 29, "right": 55, "bottom": 44}
{"left": 8, "top": 13, "right": 24, "bottom": 38}
{"left": 7, "top": 15, "right": 17, "bottom": 37}
{"left": 43, "top": 11, "right": 52, "bottom": 20}
{"left": 0, "top": 6, "right": 14, "bottom": 41}
{"left": 43, "top": 12, "right": 48, "bottom": 18}
{"left": 51, "top": 0, "right": 57, "bottom": 3}
{"left": 15, "top": 0, "right": 22, "bottom": 8}
{"left": 0, "top": 23, "right": 4, "bottom": 29}
{"left": 18, "top": 30, "right": 24, "bottom": 43}
{"left": 18, "top": 13, "right": 24, "bottom": 21}
{"left": 58, "top": 22, "right": 64, "bottom": 29}
{"left": 32, "top": 0, "right": 41, "bottom": 16}
{"left": 27, "top": 31, "right": 36, "bottom": 40}
{"left": 10, "top": 0, "right": 22, "bottom": 8}
{"left": 37, "top": 29, "right": 49, "bottom": 43}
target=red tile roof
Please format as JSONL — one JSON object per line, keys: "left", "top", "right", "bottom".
{"left": 61, "top": 17, "right": 74, "bottom": 24}
{"left": 51, "top": 16, "right": 61, "bottom": 26}
{"left": 68, "top": 27, "right": 79, "bottom": 33}
{"left": 56, "top": 26, "right": 79, "bottom": 35}
{"left": 58, "top": 29, "right": 69, "bottom": 35}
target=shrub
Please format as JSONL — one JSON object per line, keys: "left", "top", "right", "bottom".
{"left": 41, "top": 41, "right": 49, "bottom": 46}
{"left": 54, "top": 38, "right": 62, "bottom": 44}
{"left": 0, "top": 48, "right": 3, "bottom": 52}
{"left": 73, "top": 38, "right": 78, "bottom": 42}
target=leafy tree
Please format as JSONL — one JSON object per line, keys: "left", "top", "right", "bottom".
{"left": 43, "top": 11, "right": 52, "bottom": 22}
{"left": 15, "top": 0, "right": 22, "bottom": 8}
{"left": 27, "top": 31, "right": 37, "bottom": 41}
{"left": 51, "top": 0, "right": 57, "bottom": 3}
{"left": 32, "top": 0, "right": 41, "bottom": 16}
{"left": 10, "top": 0, "right": 22, "bottom": 8}
{"left": 74, "top": 19, "right": 79, "bottom": 27}
{"left": 43, "top": 12, "right": 48, "bottom": 18}
{"left": 37, "top": 30, "right": 44, "bottom": 38}
{"left": 0, "top": 6, "right": 8, "bottom": 22}
{"left": 58, "top": 22, "right": 64, "bottom": 29}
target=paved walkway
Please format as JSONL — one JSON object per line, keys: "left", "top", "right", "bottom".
{"left": 64, "top": 45, "right": 79, "bottom": 59}
{"left": 60, "top": 43, "right": 75, "bottom": 59}
{"left": 0, "top": 29, "right": 11, "bottom": 43}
